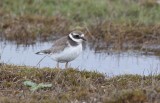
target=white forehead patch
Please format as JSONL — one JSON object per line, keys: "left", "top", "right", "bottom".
{"left": 81, "top": 34, "right": 84, "bottom": 37}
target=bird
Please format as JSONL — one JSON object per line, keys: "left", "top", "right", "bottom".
{"left": 35, "top": 31, "right": 86, "bottom": 68}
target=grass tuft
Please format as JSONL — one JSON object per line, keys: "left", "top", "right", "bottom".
{"left": 0, "top": 64, "right": 160, "bottom": 102}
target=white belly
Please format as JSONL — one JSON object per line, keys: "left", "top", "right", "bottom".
{"left": 50, "top": 44, "right": 82, "bottom": 63}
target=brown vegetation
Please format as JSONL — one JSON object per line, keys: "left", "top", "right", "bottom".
{"left": 0, "top": 15, "right": 71, "bottom": 44}
{"left": 88, "top": 21, "right": 160, "bottom": 52}
{"left": 0, "top": 64, "right": 160, "bottom": 103}
{"left": 1, "top": 15, "right": 160, "bottom": 52}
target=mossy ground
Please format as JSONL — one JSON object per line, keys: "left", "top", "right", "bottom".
{"left": 0, "top": 64, "right": 160, "bottom": 103}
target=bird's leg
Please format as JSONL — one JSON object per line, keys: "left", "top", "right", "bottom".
{"left": 57, "top": 62, "right": 59, "bottom": 68}
{"left": 65, "top": 62, "right": 68, "bottom": 69}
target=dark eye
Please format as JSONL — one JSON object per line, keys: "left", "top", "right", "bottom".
{"left": 74, "top": 35, "right": 80, "bottom": 39}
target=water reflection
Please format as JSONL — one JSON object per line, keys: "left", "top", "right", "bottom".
{"left": 0, "top": 41, "right": 160, "bottom": 75}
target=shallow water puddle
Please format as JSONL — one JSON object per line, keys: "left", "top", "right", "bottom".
{"left": 0, "top": 41, "right": 160, "bottom": 75}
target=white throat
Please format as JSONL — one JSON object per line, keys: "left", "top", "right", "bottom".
{"left": 69, "top": 33, "right": 82, "bottom": 43}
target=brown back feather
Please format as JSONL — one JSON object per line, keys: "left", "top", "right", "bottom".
{"left": 49, "top": 36, "right": 69, "bottom": 54}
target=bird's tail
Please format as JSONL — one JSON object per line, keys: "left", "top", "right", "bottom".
{"left": 35, "top": 49, "right": 51, "bottom": 55}
{"left": 35, "top": 51, "right": 44, "bottom": 55}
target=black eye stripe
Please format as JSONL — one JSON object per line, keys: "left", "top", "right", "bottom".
{"left": 73, "top": 35, "right": 80, "bottom": 39}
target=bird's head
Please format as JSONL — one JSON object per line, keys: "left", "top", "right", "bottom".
{"left": 69, "top": 31, "right": 86, "bottom": 43}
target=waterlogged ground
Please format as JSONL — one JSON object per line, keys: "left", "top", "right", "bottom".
{"left": 0, "top": 0, "right": 160, "bottom": 102}
{"left": 0, "top": 41, "right": 160, "bottom": 75}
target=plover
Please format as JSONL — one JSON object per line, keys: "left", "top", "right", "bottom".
{"left": 36, "top": 31, "right": 86, "bottom": 68}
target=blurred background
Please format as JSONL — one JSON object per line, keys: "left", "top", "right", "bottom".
{"left": 0, "top": 0, "right": 160, "bottom": 75}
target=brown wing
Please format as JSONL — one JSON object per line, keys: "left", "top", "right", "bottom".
{"left": 36, "top": 36, "right": 69, "bottom": 55}
{"left": 49, "top": 36, "right": 69, "bottom": 53}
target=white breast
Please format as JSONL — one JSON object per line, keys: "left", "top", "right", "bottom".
{"left": 50, "top": 44, "right": 82, "bottom": 63}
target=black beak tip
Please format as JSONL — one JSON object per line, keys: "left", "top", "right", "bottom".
{"left": 82, "top": 38, "right": 86, "bottom": 41}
